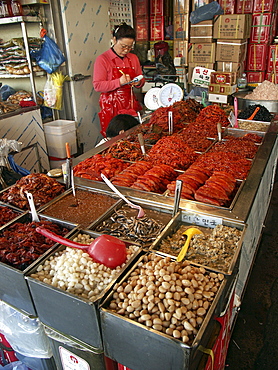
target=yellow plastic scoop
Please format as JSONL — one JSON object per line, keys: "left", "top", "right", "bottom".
{"left": 176, "top": 227, "right": 203, "bottom": 262}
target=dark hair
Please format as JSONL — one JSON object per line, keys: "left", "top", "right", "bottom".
{"left": 106, "top": 114, "right": 139, "bottom": 138}
{"left": 113, "top": 22, "right": 136, "bottom": 40}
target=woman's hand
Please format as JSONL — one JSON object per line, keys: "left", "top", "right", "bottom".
{"left": 120, "top": 73, "right": 131, "bottom": 86}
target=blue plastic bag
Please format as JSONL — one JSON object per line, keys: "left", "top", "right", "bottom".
{"left": 190, "top": 1, "right": 224, "bottom": 24}
{"left": 30, "top": 36, "right": 66, "bottom": 74}
{"left": 0, "top": 85, "right": 16, "bottom": 101}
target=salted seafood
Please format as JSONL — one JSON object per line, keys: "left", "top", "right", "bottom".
{"left": 158, "top": 224, "right": 243, "bottom": 272}
{"left": 94, "top": 207, "right": 164, "bottom": 245}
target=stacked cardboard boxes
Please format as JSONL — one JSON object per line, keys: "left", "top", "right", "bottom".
{"left": 172, "top": 0, "right": 190, "bottom": 86}
{"left": 173, "top": 0, "right": 190, "bottom": 67}
{"left": 207, "top": 14, "right": 252, "bottom": 103}
{"left": 213, "top": 14, "right": 251, "bottom": 73}
{"left": 245, "top": 0, "right": 277, "bottom": 85}
{"left": 188, "top": 13, "right": 216, "bottom": 86}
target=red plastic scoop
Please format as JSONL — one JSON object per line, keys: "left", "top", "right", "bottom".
{"left": 36, "top": 227, "right": 127, "bottom": 269}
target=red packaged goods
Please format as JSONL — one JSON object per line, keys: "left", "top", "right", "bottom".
{"left": 246, "top": 71, "right": 266, "bottom": 83}
{"left": 236, "top": 0, "right": 253, "bottom": 14}
{"left": 253, "top": 0, "right": 276, "bottom": 13}
{"left": 150, "top": 0, "right": 164, "bottom": 15}
{"left": 135, "top": 0, "right": 149, "bottom": 15}
{"left": 135, "top": 16, "right": 149, "bottom": 41}
{"left": 246, "top": 43, "right": 268, "bottom": 71}
{"left": 217, "top": 0, "right": 236, "bottom": 14}
{"left": 266, "top": 44, "right": 278, "bottom": 73}
{"left": 150, "top": 16, "right": 164, "bottom": 41}
{"left": 250, "top": 13, "right": 273, "bottom": 44}
{"left": 210, "top": 71, "right": 237, "bottom": 85}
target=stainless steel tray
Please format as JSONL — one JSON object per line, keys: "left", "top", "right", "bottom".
{"left": 26, "top": 229, "right": 143, "bottom": 348}
{"left": 100, "top": 252, "right": 231, "bottom": 370}
{"left": 150, "top": 211, "right": 246, "bottom": 276}
{"left": 39, "top": 185, "right": 121, "bottom": 229}
{"left": 89, "top": 200, "right": 173, "bottom": 246}
{"left": 0, "top": 213, "right": 77, "bottom": 315}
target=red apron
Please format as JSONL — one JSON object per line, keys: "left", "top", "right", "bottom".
{"left": 98, "top": 59, "right": 142, "bottom": 137}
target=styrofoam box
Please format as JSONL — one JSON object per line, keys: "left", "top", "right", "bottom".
{"left": 44, "top": 120, "right": 77, "bottom": 158}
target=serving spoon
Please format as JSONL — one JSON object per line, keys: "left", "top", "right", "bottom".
{"left": 36, "top": 227, "right": 127, "bottom": 269}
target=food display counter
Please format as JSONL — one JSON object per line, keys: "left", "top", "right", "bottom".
{"left": 0, "top": 108, "right": 277, "bottom": 370}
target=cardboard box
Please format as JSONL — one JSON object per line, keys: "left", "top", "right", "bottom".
{"left": 246, "top": 71, "right": 266, "bottom": 83}
{"left": 173, "top": 40, "right": 189, "bottom": 64}
{"left": 216, "top": 39, "right": 247, "bottom": 63}
{"left": 236, "top": 0, "right": 253, "bottom": 14}
{"left": 250, "top": 13, "right": 274, "bottom": 44}
{"left": 209, "top": 83, "right": 237, "bottom": 94}
{"left": 213, "top": 14, "right": 252, "bottom": 40}
{"left": 191, "top": 0, "right": 213, "bottom": 11}
{"left": 135, "top": 0, "right": 149, "bottom": 16}
{"left": 174, "top": 13, "right": 189, "bottom": 40}
{"left": 175, "top": 66, "right": 188, "bottom": 84}
{"left": 208, "top": 93, "right": 231, "bottom": 104}
{"left": 150, "top": 0, "right": 164, "bottom": 15}
{"left": 217, "top": 0, "right": 236, "bottom": 14}
{"left": 174, "top": 0, "right": 190, "bottom": 14}
{"left": 210, "top": 71, "right": 237, "bottom": 85}
{"left": 188, "top": 62, "right": 215, "bottom": 82}
{"left": 188, "top": 42, "right": 216, "bottom": 63}
{"left": 135, "top": 16, "right": 149, "bottom": 41}
{"left": 190, "top": 20, "right": 213, "bottom": 43}
{"left": 253, "top": 0, "right": 276, "bottom": 13}
{"left": 246, "top": 43, "right": 268, "bottom": 71}
{"left": 150, "top": 16, "right": 164, "bottom": 41}
{"left": 266, "top": 44, "right": 278, "bottom": 73}
{"left": 216, "top": 61, "right": 245, "bottom": 75}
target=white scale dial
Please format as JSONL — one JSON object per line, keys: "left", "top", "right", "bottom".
{"left": 158, "top": 83, "right": 184, "bottom": 107}
{"left": 144, "top": 87, "right": 162, "bottom": 110}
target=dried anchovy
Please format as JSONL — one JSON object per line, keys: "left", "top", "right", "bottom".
{"left": 94, "top": 209, "right": 164, "bottom": 246}
{"left": 158, "top": 224, "right": 243, "bottom": 273}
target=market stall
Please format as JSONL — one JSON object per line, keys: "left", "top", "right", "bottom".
{"left": 1, "top": 94, "right": 277, "bottom": 369}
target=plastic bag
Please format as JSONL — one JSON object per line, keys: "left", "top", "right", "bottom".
{"left": 0, "top": 361, "right": 29, "bottom": 370}
{"left": 30, "top": 35, "right": 65, "bottom": 74}
{"left": 43, "top": 75, "right": 57, "bottom": 109}
{"left": 190, "top": 1, "right": 224, "bottom": 24}
{"left": 0, "top": 85, "right": 16, "bottom": 101}
{"left": 0, "top": 301, "right": 53, "bottom": 359}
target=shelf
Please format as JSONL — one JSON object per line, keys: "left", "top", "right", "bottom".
{"left": 0, "top": 71, "right": 45, "bottom": 78}
{"left": 0, "top": 16, "right": 41, "bottom": 25}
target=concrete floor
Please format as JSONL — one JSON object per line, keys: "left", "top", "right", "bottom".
{"left": 225, "top": 172, "right": 278, "bottom": 369}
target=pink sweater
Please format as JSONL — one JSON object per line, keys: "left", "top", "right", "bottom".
{"left": 93, "top": 48, "right": 145, "bottom": 93}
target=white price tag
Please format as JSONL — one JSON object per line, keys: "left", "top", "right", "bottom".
{"left": 59, "top": 346, "right": 90, "bottom": 370}
{"left": 228, "top": 111, "right": 236, "bottom": 127}
{"left": 181, "top": 212, "right": 222, "bottom": 228}
{"left": 191, "top": 67, "right": 215, "bottom": 87}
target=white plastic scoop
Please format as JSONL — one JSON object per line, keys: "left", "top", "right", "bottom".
{"left": 101, "top": 173, "right": 145, "bottom": 218}
{"left": 26, "top": 192, "right": 40, "bottom": 222}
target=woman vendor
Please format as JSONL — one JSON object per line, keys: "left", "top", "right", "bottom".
{"left": 93, "top": 23, "right": 145, "bottom": 137}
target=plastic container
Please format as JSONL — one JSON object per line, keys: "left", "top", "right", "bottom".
{"left": 44, "top": 325, "right": 112, "bottom": 370}
{"left": 48, "top": 156, "right": 67, "bottom": 170}
{"left": 43, "top": 120, "right": 77, "bottom": 159}
{"left": 237, "top": 73, "right": 247, "bottom": 89}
